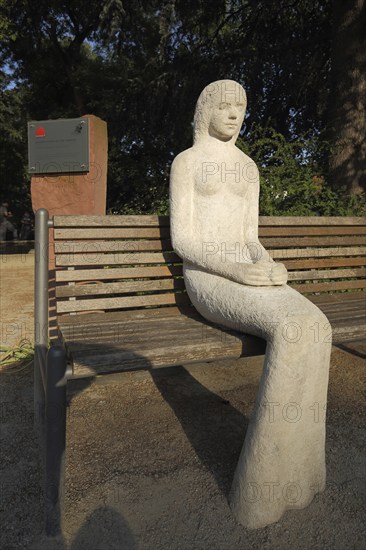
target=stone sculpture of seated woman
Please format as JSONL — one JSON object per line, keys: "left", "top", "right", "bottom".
{"left": 169, "top": 80, "right": 332, "bottom": 529}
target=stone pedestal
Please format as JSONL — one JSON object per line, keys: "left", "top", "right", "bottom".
{"left": 30, "top": 114, "right": 108, "bottom": 338}
{"left": 31, "top": 114, "right": 107, "bottom": 221}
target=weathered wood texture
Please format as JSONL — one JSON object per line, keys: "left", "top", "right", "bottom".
{"left": 53, "top": 215, "right": 366, "bottom": 227}
{"left": 52, "top": 215, "right": 365, "bottom": 377}
{"left": 58, "top": 307, "right": 266, "bottom": 378}
{"left": 54, "top": 215, "right": 365, "bottom": 316}
{"left": 58, "top": 291, "right": 365, "bottom": 378}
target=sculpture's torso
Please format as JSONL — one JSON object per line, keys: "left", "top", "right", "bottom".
{"left": 187, "top": 144, "right": 259, "bottom": 251}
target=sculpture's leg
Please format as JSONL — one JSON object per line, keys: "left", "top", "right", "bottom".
{"left": 229, "top": 301, "right": 332, "bottom": 528}
{"left": 183, "top": 267, "right": 332, "bottom": 529}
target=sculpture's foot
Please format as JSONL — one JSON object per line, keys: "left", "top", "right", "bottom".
{"left": 229, "top": 473, "right": 326, "bottom": 529}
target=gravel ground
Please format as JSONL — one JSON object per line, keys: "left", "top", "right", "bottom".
{"left": 0, "top": 253, "right": 34, "bottom": 352}
{"left": 1, "top": 348, "right": 365, "bottom": 550}
{"left": 0, "top": 255, "right": 365, "bottom": 549}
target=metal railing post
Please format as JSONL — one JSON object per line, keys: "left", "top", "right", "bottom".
{"left": 34, "top": 208, "right": 49, "bottom": 430}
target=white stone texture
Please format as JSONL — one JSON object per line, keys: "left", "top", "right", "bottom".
{"left": 169, "top": 79, "right": 331, "bottom": 529}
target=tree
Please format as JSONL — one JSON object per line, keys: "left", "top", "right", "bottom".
{"left": 0, "top": 71, "right": 29, "bottom": 220}
{"left": 328, "top": 0, "right": 366, "bottom": 194}
{"left": 0, "top": 0, "right": 364, "bottom": 215}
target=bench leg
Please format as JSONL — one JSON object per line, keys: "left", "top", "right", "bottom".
{"left": 34, "top": 350, "right": 45, "bottom": 433}
{"left": 45, "top": 345, "right": 67, "bottom": 536}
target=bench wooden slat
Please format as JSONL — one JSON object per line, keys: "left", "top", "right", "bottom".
{"left": 56, "top": 251, "right": 181, "bottom": 267}
{"left": 59, "top": 312, "right": 201, "bottom": 338}
{"left": 53, "top": 215, "right": 366, "bottom": 228}
{"left": 55, "top": 240, "right": 173, "bottom": 254}
{"left": 56, "top": 278, "right": 186, "bottom": 298}
{"left": 55, "top": 265, "right": 183, "bottom": 282}
{"left": 258, "top": 216, "right": 366, "bottom": 226}
{"left": 282, "top": 257, "right": 366, "bottom": 269}
{"left": 287, "top": 268, "right": 365, "bottom": 281}
{"left": 290, "top": 279, "right": 366, "bottom": 293}
{"left": 261, "top": 236, "right": 366, "bottom": 247}
{"left": 57, "top": 281, "right": 365, "bottom": 313}
{"left": 53, "top": 215, "right": 170, "bottom": 227}
{"left": 259, "top": 226, "right": 366, "bottom": 236}
{"left": 270, "top": 247, "right": 366, "bottom": 259}
{"left": 54, "top": 228, "right": 171, "bottom": 239}
{"left": 58, "top": 305, "right": 190, "bottom": 325}
{"left": 322, "top": 307, "right": 366, "bottom": 321}
{"left": 56, "top": 292, "right": 190, "bottom": 313}
{"left": 309, "top": 295, "right": 365, "bottom": 309}
{"left": 309, "top": 291, "right": 365, "bottom": 305}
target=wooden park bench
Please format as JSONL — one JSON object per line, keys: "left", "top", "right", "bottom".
{"left": 34, "top": 210, "right": 366, "bottom": 535}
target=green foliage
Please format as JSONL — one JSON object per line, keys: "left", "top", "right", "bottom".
{"left": 0, "top": 0, "right": 363, "bottom": 216}
{"left": 0, "top": 338, "right": 34, "bottom": 371}
{"left": 237, "top": 127, "right": 365, "bottom": 216}
{"left": 0, "top": 74, "right": 30, "bottom": 221}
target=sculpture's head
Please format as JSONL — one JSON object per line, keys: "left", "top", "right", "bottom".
{"left": 193, "top": 80, "right": 247, "bottom": 144}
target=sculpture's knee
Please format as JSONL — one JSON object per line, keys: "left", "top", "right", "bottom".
{"left": 303, "top": 306, "right": 332, "bottom": 348}
{"left": 270, "top": 305, "right": 332, "bottom": 349}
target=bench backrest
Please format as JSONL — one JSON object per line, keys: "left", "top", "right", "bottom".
{"left": 53, "top": 215, "right": 366, "bottom": 317}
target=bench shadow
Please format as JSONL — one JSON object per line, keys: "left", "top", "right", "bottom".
{"left": 70, "top": 506, "right": 137, "bottom": 550}
{"left": 43, "top": 312, "right": 265, "bottom": 538}
{"left": 32, "top": 506, "right": 136, "bottom": 549}
{"left": 65, "top": 329, "right": 260, "bottom": 498}
{"left": 150, "top": 364, "right": 250, "bottom": 496}
{"left": 334, "top": 342, "right": 366, "bottom": 360}
{"left": 0, "top": 364, "right": 134, "bottom": 550}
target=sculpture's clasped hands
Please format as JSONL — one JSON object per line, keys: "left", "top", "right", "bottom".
{"left": 239, "top": 259, "right": 288, "bottom": 286}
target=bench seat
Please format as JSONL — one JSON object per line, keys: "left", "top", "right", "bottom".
{"left": 58, "top": 291, "right": 365, "bottom": 379}
{"left": 58, "top": 306, "right": 266, "bottom": 378}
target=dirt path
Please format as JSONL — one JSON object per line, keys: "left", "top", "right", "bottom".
{"left": 0, "top": 253, "right": 34, "bottom": 354}
{"left": 1, "top": 349, "right": 365, "bottom": 550}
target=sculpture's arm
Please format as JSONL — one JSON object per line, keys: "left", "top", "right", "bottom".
{"left": 170, "top": 153, "right": 274, "bottom": 286}
{"left": 244, "top": 158, "right": 288, "bottom": 285}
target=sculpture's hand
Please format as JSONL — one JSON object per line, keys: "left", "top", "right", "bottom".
{"left": 239, "top": 260, "right": 273, "bottom": 286}
{"left": 270, "top": 262, "right": 288, "bottom": 285}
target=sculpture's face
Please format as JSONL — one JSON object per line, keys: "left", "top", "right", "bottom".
{"left": 208, "top": 91, "right": 246, "bottom": 141}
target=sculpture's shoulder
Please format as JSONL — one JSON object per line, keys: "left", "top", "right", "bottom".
{"left": 171, "top": 147, "right": 197, "bottom": 173}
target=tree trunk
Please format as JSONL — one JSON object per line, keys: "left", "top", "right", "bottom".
{"left": 328, "top": 0, "right": 366, "bottom": 194}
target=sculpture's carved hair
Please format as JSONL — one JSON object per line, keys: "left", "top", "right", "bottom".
{"left": 193, "top": 79, "right": 247, "bottom": 143}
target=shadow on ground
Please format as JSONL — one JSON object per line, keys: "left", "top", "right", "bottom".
{"left": 1, "top": 342, "right": 365, "bottom": 549}
{"left": 1, "top": 341, "right": 250, "bottom": 549}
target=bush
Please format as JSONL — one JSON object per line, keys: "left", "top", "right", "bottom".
{"left": 236, "top": 126, "right": 365, "bottom": 216}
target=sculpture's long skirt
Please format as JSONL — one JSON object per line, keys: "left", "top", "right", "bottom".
{"left": 184, "top": 262, "right": 332, "bottom": 529}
